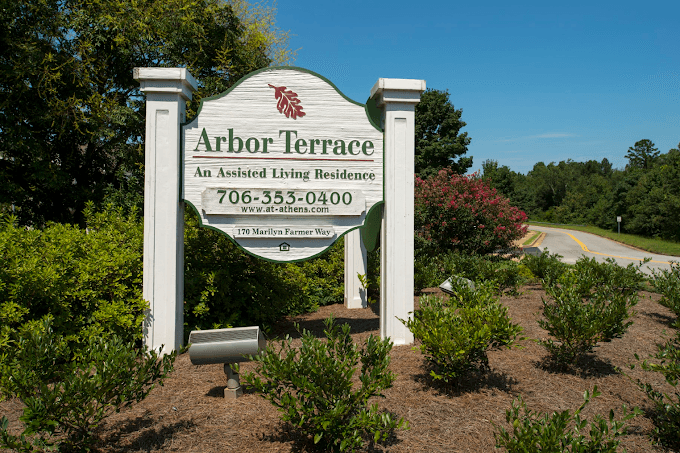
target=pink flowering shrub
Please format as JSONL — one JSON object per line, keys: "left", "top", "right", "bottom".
{"left": 415, "top": 169, "right": 528, "bottom": 255}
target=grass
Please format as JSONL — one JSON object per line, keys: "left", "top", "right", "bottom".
{"left": 527, "top": 222, "right": 680, "bottom": 257}
{"left": 523, "top": 231, "right": 541, "bottom": 246}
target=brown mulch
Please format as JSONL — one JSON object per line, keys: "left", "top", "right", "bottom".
{"left": 2, "top": 285, "right": 678, "bottom": 452}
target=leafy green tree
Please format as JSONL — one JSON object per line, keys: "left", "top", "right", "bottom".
{"left": 623, "top": 147, "right": 680, "bottom": 240}
{"left": 481, "top": 160, "right": 517, "bottom": 198}
{"left": 0, "top": 0, "right": 291, "bottom": 226}
{"left": 625, "top": 139, "right": 660, "bottom": 170}
{"left": 414, "top": 89, "right": 472, "bottom": 177}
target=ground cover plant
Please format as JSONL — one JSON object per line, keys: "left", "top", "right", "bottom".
{"left": 241, "top": 316, "right": 407, "bottom": 452}
{"left": 0, "top": 318, "right": 174, "bottom": 452}
{"left": 401, "top": 281, "right": 523, "bottom": 384}
{"left": 493, "top": 386, "right": 641, "bottom": 452}
{"left": 521, "top": 250, "right": 570, "bottom": 286}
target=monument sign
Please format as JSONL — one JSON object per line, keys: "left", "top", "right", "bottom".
{"left": 182, "top": 68, "right": 383, "bottom": 261}
{"left": 135, "top": 66, "right": 424, "bottom": 352}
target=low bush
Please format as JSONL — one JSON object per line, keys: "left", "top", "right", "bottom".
{"left": 538, "top": 272, "right": 638, "bottom": 364}
{"left": 521, "top": 250, "right": 569, "bottom": 286}
{"left": 0, "top": 317, "right": 175, "bottom": 452}
{"left": 242, "top": 316, "right": 407, "bottom": 452}
{"left": 183, "top": 211, "right": 344, "bottom": 338}
{"left": 650, "top": 261, "right": 680, "bottom": 328}
{"left": 414, "top": 169, "right": 527, "bottom": 256}
{"left": 401, "top": 282, "right": 523, "bottom": 383}
{"left": 414, "top": 251, "right": 527, "bottom": 295}
{"left": 0, "top": 204, "right": 147, "bottom": 365}
{"left": 633, "top": 330, "right": 680, "bottom": 449}
{"left": 183, "top": 213, "right": 311, "bottom": 335}
{"left": 571, "top": 257, "right": 648, "bottom": 298}
{"left": 493, "top": 386, "right": 640, "bottom": 452}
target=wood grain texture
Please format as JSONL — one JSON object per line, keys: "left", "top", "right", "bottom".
{"left": 182, "top": 68, "right": 383, "bottom": 261}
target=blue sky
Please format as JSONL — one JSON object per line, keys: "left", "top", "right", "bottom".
{"left": 274, "top": 0, "right": 680, "bottom": 174}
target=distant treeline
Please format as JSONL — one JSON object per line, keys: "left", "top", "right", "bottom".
{"left": 481, "top": 139, "right": 680, "bottom": 242}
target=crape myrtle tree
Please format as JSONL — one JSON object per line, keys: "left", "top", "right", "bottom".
{"left": 0, "top": 0, "right": 292, "bottom": 226}
{"left": 414, "top": 88, "right": 472, "bottom": 177}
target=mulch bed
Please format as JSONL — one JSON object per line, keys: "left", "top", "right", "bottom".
{"left": 1, "top": 285, "right": 677, "bottom": 452}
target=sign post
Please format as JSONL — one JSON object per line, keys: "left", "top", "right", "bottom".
{"left": 371, "top": 79, "right": 425, "bottom": 345}
{"left": 134, "top": 68, "right": 198, "bottom": 352}
{"left": 344, "top": 230, "right": 368, "bottom": 309}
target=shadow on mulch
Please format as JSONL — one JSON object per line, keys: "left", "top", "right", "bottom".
{"left": 411, "top": 361, "right": 518, "bottom": 397}
{"left": 101, "top": 418, "right": 196, "bottom": 452}
{"left": 641, "top": 310, "right": 676, "bottom": 327}
{"left": 535, "top": 354, "right": 621, "bottom": 378}
{"left": 270, "top": 316, "right": 380, "bottom": 339}
{"left": 259, "top": 417, "right": 404, "bottom": 453}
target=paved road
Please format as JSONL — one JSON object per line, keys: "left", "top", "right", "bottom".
{"left": 526, "top": 225, "right": 677, "bottom": 276}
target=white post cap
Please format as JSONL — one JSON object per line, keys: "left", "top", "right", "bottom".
{"left": 133, "top": 67, "right": 199, "bottom": 101}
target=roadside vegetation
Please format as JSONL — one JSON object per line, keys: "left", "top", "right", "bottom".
{"left": 482, "top": 140, "right": 680, "bottom": 245}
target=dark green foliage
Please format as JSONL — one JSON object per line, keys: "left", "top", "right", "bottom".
{"left": 1, "top": 0, "right": 277, "bottom": 226}
{"left": 625, "top": 139, "right": 660, "bottom": 170}
{"left": 242, "top": 316, "right": 407, "bottom": 452}
{"left": 287, "top": 238, "right": 345, "bottom": 308}
{"left": 401, "top": 283, "right": 523, "bottom": 383}
{"left": 634, "top": 331, "right": 680, "bottom": 449}
{"left": 414, "top": 251, "right": 527, "bottom": 295}
{"left": 414, "top": 89, "right": 472, "bottom": 177}
{"left": 521, "top": 250, "right": 569, "bottom": 286}
{"left": 493, "top": 386, "right": 640, "bottom": 452}
{"left": 538, "top": 268, "right": 639, "bottom": 365}
{"left": 621, "top": 147, "right": 680, "bottom": 242}
{"left": 0, "top": 317, "right": 175, "bottom": 452}
{"left": 490, "top": 141, "right": 680, "bottom": 242}
{"left": 0, "top": 205, "right": 146, "bottom": 361}
{"left": 183, "top": 212, "right": 344, "bottom": 337}
{"left": 651, "top": 261, "right": 680, "bottom": 328}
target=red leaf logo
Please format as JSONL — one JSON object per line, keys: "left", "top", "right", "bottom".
{"left": 268, "top": 84, "right": 306, "bottom": 119}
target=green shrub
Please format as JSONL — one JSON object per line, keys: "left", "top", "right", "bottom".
{"left": 521, "top": 250, "right": 569, "bottom": 286}
{"left": 0, "top": 317, "right": 175, "bottom": 452}
{"left": 0, "top": 204, "right": 146, "bottom": 361}
{"left": 183, "top": 213, "right": 307, "bottom": 335}
{"left": 571, "top": 257, "right": 648, "bottom": 298}
{"left": 650, "top": 262, "right": 680, "bottom": 328}
{"left": 493, "top": 386, "right": 640, "bottom": 452}
{"left": 414, "top": 251, "right": 526, "bottom": 295}
{"left": 633, "top": 330, "right": 680, "bottom": 449}
{"left": 401, "top": 283, "right": 523, "bottom": 383}
{"left": 538, "top": 272, "right": 638, "bottom": 364}
{"left": 285, "top": 237, "right": 345, "bottom": 308}
{"left": 242, "top": 317, "right": 406, "bottom": 452}
{"left": 183, "top": 212, "right": 345, "bottom": 337}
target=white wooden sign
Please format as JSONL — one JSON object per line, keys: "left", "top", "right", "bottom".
{"left": 183, "top": 68, "right": 384, "bottom": 261}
